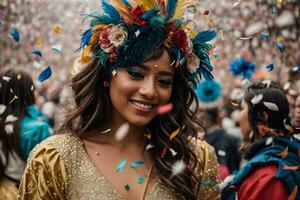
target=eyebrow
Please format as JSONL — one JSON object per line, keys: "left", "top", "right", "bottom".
{"left": 134, "top": 64, "right": 174, "bottom": 77}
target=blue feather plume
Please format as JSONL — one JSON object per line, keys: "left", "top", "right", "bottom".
{"left": 82, "top": 13, "right": 119, "bottom": 26}
{"left": 101, "top": 0, "right": 121, "bottom": 23}
{"left": 166, "top": 0, "right": 177, "bottom": 20}
{"left": 77, "top": 28, "right": 92, "bottom": 52}
{"left": 193, "top": 30, "right": 217, "bottom": 43}
{"left": 142, "top": 8, "right": 161, "bottom": 21}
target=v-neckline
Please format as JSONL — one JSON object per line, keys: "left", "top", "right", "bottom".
{"left": 77, "top": 136, "right": 153, "bottom": 200}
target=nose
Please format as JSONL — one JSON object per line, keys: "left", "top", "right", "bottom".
{"left": 138, "top": 78, "right": 157, "bottom": 100}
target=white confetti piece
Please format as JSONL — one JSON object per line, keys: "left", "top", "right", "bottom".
{"left": 146, "top": 144, "right": 155, "bottom": 150}
{"left": 5, "top": 115, "right": 18, "bottom": 123}
{"left": 170, "top": 148, "right": 178, "bottom": 156}
{"left": 265, "top": 137, "right": 273, "bottom": 146}
{"left": 233, "top": 1, "right": 241, "bottom": 7}
{"left": 114, "top": 123, "right": 129, "bottom": 141}
{"left": 135, "top": 30, "right": 140, "bottom": 37}
{"left": 239, "top": 36, "right": 253, "bottom": 40}
{"left": 112, "top": 70, "right": 117, "bottom": 76}
{"left": 2, "top": 76, "right": 11, "bottom": 82}
{"left": 31, "top": 85, "right": 34, "bottom": 91}
{"left": 100, "top": 128, "right": 111, "bottom": 134}
{"left": 217, "top": 149, "right": 226, "bottom": 157}
{"left": 262, "top": 79, "right": 271, "bottom": 88}
{"left": 5, "top": 124, "right": 14, "bottom": 134}
{"left": 0, "top": 104, "right": 6, "bottom": 115}
{"left": 171, "top": 160, "right": 186, "bottom": 178}
{"left": 10, "top": 88, "right": 14, "bottom": 93}
{"left": 263, "top": 102, "right": 279, "bottom": 111}
{"left": 293, "top": 134, "right": 300, "bottom": 141}
{"left": 251, "top": 94, "right": 263, "bottom": 105}
{"left": 218, "top": 175, "right": 236, "bottom": 191}
{"left": 249, "top": 131, "right": 254, "bottom": 139}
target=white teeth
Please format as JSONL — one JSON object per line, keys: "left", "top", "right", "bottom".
{"left": 131, "top": 101, "right": 152, "bottom": 109}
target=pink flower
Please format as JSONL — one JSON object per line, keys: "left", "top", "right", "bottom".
{"left": 108, "top": 25, "right": 128, "bottom": 48}
{"left": 99, "top": 27, "right": 114, "bottom": 53}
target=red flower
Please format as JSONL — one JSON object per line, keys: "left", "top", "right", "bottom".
{"left": 131, "top": 6, "right": 148, "bottom": 26}
{"left": 109, "top": 48, "right": 118, "bottom": 63}
{"left": 99, "top": 27, "right": 114, "bottom": 53}
{"left": 172, "top": 29, "right": 188, "bottom": 56}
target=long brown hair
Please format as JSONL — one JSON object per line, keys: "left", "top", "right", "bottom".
{"left": 64, "top": 47, "right": 202, "bottom": 199}
{"left": 0, "top": 67, "right": 35, "bottom": 181}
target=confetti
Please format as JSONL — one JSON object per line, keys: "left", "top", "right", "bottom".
{"left": 283, "top": 165, "right": 299, "bottom": 171}
{"left": 233, "top": 1, "right": 241, "bottom": 7}
{"left": 251, "top": 94, "right": 263, "bottom": 105}
{"left": 265, "top": 137, "right": 273, "bottom": 146}
{"left": 292, "top": 65, "right": 300, "bottom": 72}
{"left": 99, "top": 128, "right": 111, "bottom": 133}
{"left": 0, "top": 19, "right": 4, "bottom": 25}
{"left": 5, "top": 115, "right": 18, "bottom": 123}
{"left": 278, "top": 147, "right": 288, "bottom": 158}
{"left": 157, "top": 103, "right": 173, "bottom": 115}
{"left": 200, "top": 179, "right": 211, "bottom": 185}
{"left": 170, "top": 128, "right": 180, "bottom": 140}
{"left": 115, "top": 123, "right": 129, "bottom": 141}
{"left": 261, "top": 32, "right": 269, "bottom": 40}
{"left": 52, "top": 44, "right": 62, "bottom": 54}
{"left": 9, "top": 95, "right": 18, "bottom": 104}
{"left": 144, "top": 129, "right": 151, "bottom": 140}
{"left": 0, "top": 104, "right": 6, "bottom": 115}
{"left": 2, "top": 76, "right": 11, "bottom": 82}
{"left": 112, "top": 70, "right": 117, "bottom": 76}
{"left": 124, "top": 184, "right": 130, "bottom": 191}
{"left": 54, "top": 25, "right": 62, "bottom": 33}
{"left": 17, "top": 74, "right": 22, "bottom": 80}
{"left": 116, "top": 159, "right": 127, "bottom": 173}
{"left": 31, "top": 85, "right": 34, "bottom": 91}
{"left": 10, "top": 27, "right": 20, "bottom": 42}
{"left": 36, "top": 38, "right": 43, "bottom": 46}
{"left": 170, "top": 148, "right": 178, "bottom": 156}
{"left": 265, "top": 63, "right": 274, "bottom": 72}
{"left": 38, "top": 66, "right": 52, "bottom": 82}
{"left": 217, "top": 149, "right": 226, "bottom": 157}
{"left": 262, "top": 79, "right": 271, "bottom": 88}
{"left": 263, "top": 102, "right": 279, "bottom": 111}
{"left": 239, "top": 36, "right": 253, "bottom": 40}
{"left": 130, "top": 160, "right": 144, "bottom": 168}
{"left": 5, "top": 124, "right": 14, "bottom": 134}
{"left": 135, "top": 30, "right": 140, "bottom": 37}
{"left": 272, "top": 7, "right": 276, "bottom": 15}
{"left": 145, "top": 144, "right": 154, "bottom": 150}
{"left": 32, "top": 50, "right": 42, "bottom": 57}
{"left": 242, "top": 51, "right": 250, "bottom": 60}
{"left": 161, "top": 146, "right": 167, "bottom": 158}
{"left": 275, "top": 43, "right": 284, "bottom": 52}
{"left": 171, "top": 160, "right": 186, "bottom": 178}
{"left": 137, "top": 177, "right": 144, "bottom": 184}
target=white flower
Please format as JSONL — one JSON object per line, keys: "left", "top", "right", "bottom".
{"left": 108, "top": 25, "right": 128, "bottom": 48}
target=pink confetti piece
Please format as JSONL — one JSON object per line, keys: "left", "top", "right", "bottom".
{"left": 157, "top": 103, "right": 173, "bottom": 115}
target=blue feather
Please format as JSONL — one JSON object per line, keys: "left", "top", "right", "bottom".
{"left": 76, "top": 28, "right": 92, "bottom": 52}
{"left": 82, "top": 13, "right": 120, "bottom": 26}
{"left": 101, "top": 0, "right": 121, "bottom": 22}
{"left": 150, "top": 16, "right": 165, "bottom": 27}
{"left": 38, "top": 66, "right": 52, "bottom": 82}
{"left": 10, "top": 27, "right": 20, "bottom": 42}
{"left": 199, "top": 67, "right": 214, "bottom": 81}
{"left": 166, "top": 0, "right": 177, "bottom": 20}
{"left": 142, "top": 8, "right": 161, "bottom": 21}
{"left": 193, "top": 30, "right": 217, "bottom": 43}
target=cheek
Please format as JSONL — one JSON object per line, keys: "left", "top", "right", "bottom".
{"left": 158, "top": 87, "right": 173, "bottom": 103}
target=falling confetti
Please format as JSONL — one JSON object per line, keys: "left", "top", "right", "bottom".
{"left": 52, "top": 45, "right": 62, "bottom": 54}
{"left": 239, "top": 36, "right": 253, "bottom": 40}
{"left": 217, "top": 149, "right": 226, "bottom": 157}
{"left": 170, "top": 148, "right": 178, "bottom": 156}
{"left": 145, "top": 144, "right": 154, "bottom": 151}
{"left": 115, "top": 123, "right": 130, "bottom": 141}
{"left": 171, "top": 160, "right": 186, "bottom": 178}
{"left": 130, "top": 160, "right": 144, "bottom": 168}
{"left": 10, "top": 27, "right": 20, "bottom": 42}
{"left": 275, "top": 43, "right": 284, "bottom": 52}
{"left": 170, "top": 128, "right": 180, "bottom": 140}
{"left": 36, "top": 38, "right": 43, "bottom": 46}
{"left": 5, "top": 115, "right": 18, "bottom": 123}
{"left": 144, "top": 129, "right": 151, "bottom": 140}
{"left": 233, "top": 1, "right": 241, "bottom": 7}
{"left": 0, "top": 104, "right": 6, "bottom": 115}
{"left": 99, "top": 128, "right": 111, "bottom": 133}
{"left": 32, "top": 50, "right": 42, "bottom": 57}
{"left": 261, "top": 32, "right": 269, "bottom": 40}
{"left": 54, "top": 25, "right": 62, "bottom": 33}
{"left": 265, "top": 137, "right": 273, "bottom": 146}
{"left": 116, "top": 159, "right": 127, "bottom": 173}
{"left": 161, "top": 146, "right": 167, "bottom": 158}
{"left": 251, "top": 94, "right": 263, "bottom": 105}
{"left": 137, "top": 177, "right": 144, "bottom": 184}
{"left": 265, "top": 63, "right": 274, "bottom": 72}
{"left": 157, "top": 103, "right": 173, "bottom": 115}
{"left": 200, "top": 179, "right": 211, "bottom": 185}
{"left": 2, "top": 76, "right": 11, "bottom": 82}
{"left": 9, "top": 95, "right": 18, "bottom": 104}
{"left": 135, "top": 29, "right": 140, "bottom": 37}
{"left": 38, "top": 66, "right": 52, "bottom": 82}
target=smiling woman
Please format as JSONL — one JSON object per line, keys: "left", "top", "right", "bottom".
{"left": 17, "top": 0, "right": 220, "bottom": 199}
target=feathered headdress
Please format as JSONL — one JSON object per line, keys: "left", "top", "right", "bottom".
{"left": 78, "top": 0, "right": 217, "bottom": 87}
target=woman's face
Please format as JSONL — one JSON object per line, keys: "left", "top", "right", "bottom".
{"left": 109, "top": 50, "right": 174, "bottom": 126}
{"left": 293, "top": 95, "right": 300, "bottom": 127}
{"left": 239, "top": 100, "right": 251, "bottom": 141}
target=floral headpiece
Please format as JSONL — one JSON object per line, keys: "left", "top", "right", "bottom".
{"left": 78, "top": 0, "right": 217, "bottom": 87}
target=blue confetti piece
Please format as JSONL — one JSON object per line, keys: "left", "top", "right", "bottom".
{"left": 10, "top": 27, "right": 20, "bottom": 42}
{"left": 137, "top": 177, "right": 144, "bottom": 184}
{"left": 52, "top": 47, "right": 61, "bottom": 54}
{"left": 130, "top": 160, "right": 144, "bottom": 168}
{"left": 38, "top": 66, "right": 52, "bottom": 82}
{"left": 275, "top": 43, "right": 284, "bottom": 53}
{"left": 261, "top": 32, "right": 269, "bottom": 40}
{"left": 200, "top": 179, "right": 211, "bottom": 185}
{"left": 32, "top": 50, "right": 42, "bottom": 57}
{"left": 272, "top": 7, "right": 276, "bottom": 14}
{"left": 116, "top": 159, "right": 127, "bottom": 173}
{"left": 265, "top": 63, "right": 274, "bottom": 72}
{"left": 213, "top": 54, "right": 219, "bottom": 59}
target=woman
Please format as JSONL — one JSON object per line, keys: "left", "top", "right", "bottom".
{"left": 222, "top": 81, "right": 300, "bottom": 200}
{"left": 18, "top": 0, "right": 220, "bottom": 199}
{"left": 0, "top": 67, "right": 52, "bottom": 199}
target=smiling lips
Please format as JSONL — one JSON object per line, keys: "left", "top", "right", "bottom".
{"left": 129, "top": 99, "right": 157, "bottom": 113}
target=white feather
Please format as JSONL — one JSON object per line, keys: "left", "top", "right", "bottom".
{"left": 114, "top": 123, "right": 129, "bottom": 141}
{"left": 263, "top": 102, "right": 279, "bottom": 111}
{"left": 251, "top": 94, "right": 263, "bottom": 105}
{"left": 5, "top": 124, "right": 14, "bottom": 134}
{"left": 171, "top": 160, "right": 186, "bottom": 178}
{"left": 0, "top": 104, "right": 6, "bottom": 115}
{"left": 5, "top": 115, "right": 18, "bottom": 123}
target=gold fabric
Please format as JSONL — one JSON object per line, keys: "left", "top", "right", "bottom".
{"left": 18, "top": 134, "right": 220, "bottom": 200}
{"left": 0, "top": 181, "right": 18, "bottom": 200}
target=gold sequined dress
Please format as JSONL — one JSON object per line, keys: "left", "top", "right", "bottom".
{"left": 17, "top": 134, "right": 220, "bottom": 200}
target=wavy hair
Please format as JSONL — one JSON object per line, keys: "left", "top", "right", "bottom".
{"left": 63, "top": 46, "right": 202, "bottom": 199}
{"left": 0, "top": 67, "right": 35, "bottom": 181}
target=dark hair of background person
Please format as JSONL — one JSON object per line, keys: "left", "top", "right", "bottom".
{"left": 63, "top": 46, "right": 203, "bottom": 199}
{"left": 243, "top": 81, "right": 291, "bottom": 141}
{"left": 0, "top": 67, "right": 35, "bottom": 181}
